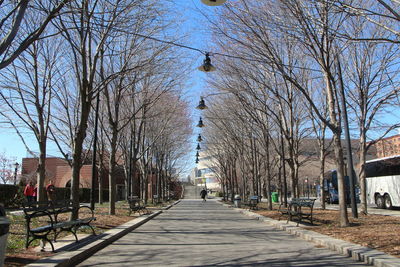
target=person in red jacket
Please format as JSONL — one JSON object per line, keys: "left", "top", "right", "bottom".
{"left": 24, "top": 181, "right": 35, "bottom": 203}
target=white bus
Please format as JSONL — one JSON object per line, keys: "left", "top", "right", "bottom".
{"left": 365, "top": 155, "right": 400, "bottom": 209}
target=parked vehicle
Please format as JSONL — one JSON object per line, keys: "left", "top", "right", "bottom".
{"left": 365, "top": 156, "right": 400, "bottom": 209}
{"left": 323, "top": 170, "right": 359, "bottom": 204}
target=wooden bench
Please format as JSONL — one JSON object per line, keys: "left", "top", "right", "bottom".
{"left": 23, "top": 200, "right": 96, "bottom": 252}
{"left": 127, "top": 197, "right": 149, "bottom": 216}
{"left": 281, "top": 198, "right": 316, "bottom": 226}
{"left": 248, "top": 196, "right": 261, "bottom": 210}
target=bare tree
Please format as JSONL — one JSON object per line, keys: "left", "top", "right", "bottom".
{"left": 343, "top": 18, "right": 400, "bottom": 214}
{"left": 0, "top": 0, "right": 70, "bottom": 69}
{"left": 50, "top": 0, "right": 152, "bottom": 217}
{"left": 0, "top": 32, "right": 63, "bottom": 200}
{"left": 209, "top": 0, "right": 355, "bottom": 225}
{"left": 0, "top": 152, "right": 16, "bottom": 184}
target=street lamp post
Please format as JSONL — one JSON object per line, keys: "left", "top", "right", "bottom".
{"left": 14, "top": 162, "right": 19, "bottom": 185}
{"left": 90, "top": 92, "right": 100, "bottom": 210}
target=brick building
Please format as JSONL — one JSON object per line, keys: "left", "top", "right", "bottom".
{"left": 21, "top": 157, "right": 126, "bottom": 199}
{"left": 21, "top": 157, "right": 159, "bottom": 200}
{"left": 374, "top": 134, "right": 400, "bottom": 158}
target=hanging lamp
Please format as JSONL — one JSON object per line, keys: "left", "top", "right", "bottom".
{"left": 201, "top": 0, "right": 226, "bottom": 6}
{"left": 198, "top": 53, "right": 216, "bottom": 72}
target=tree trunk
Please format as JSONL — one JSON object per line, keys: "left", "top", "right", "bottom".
{"left": 319, "top": 150, "right": 326, "bottom": 210}
{"left": 37, "top": 142, "right": 47, "bottom": 201}
{"left": 333, "top": 134, "right": 349, "bottom": 227}
{"left": 108, "top": 132, "right": 118, "bottom": 215}
{"left": 359, "top": 135, "right": 368, "bottom": 214}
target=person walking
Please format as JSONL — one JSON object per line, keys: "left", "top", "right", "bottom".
{"left": 24, "top": 181, "right": 35, "bottom": 203}
{"left": 200, "top": 188, "right": 207, "bottom": 202}
{"left": 46, "top": 180, "right": 56, "bottom": 202}
{"left": 33, "top": 183, "right": 38, "bottom": 201}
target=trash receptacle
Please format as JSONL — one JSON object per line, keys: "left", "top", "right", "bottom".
{"left": 0, "top": 206, "right": 10, "bottom": 267}
{"left": 234, "top": 195, "right": 242, "bottom": 208}
{"left": 271, "top": 192, "right": 279, "bottom": 203}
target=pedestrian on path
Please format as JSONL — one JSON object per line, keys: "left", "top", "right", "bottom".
{"left": 46, "top": 180, "right": 56, "bottom": 202}
{"left": 200, "top": 188, "right": 207, "bottom": 202}
{"left": 33, "top": 183, "right": 37, "bottom": 201}
{"left": 24, "top": 181, "right": 35, "bottom": 203}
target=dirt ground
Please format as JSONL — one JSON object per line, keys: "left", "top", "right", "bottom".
{"left": 255, "top": 205, "right": 400, "bottom": 258}
{"left": 4, "top": 202, "right": 156, "bottom": 267}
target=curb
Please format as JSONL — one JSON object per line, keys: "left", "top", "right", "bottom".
{"left": 27, "top": 200, "right": 181, "bottom": 267}
{"left": 233, "top": 206, "right": 400, "bottom": 267}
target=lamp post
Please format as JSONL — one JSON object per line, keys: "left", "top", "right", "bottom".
{"left": 90, "top": 92, "right": 100, "bottom": 210}
{"left": 14, "top": 162, "right": 19, "bottom": 185}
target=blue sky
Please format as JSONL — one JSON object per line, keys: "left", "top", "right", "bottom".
{"left": 0, "top": 0, "right": 220, "bottom": 173}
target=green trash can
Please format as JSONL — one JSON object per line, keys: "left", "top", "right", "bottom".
{"left": 271, "top": 192, "right": 279, "bottom": 203}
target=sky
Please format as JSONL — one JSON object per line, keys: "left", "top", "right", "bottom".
{"left": 0, "top": 0, "right": 221, "bottom": 176}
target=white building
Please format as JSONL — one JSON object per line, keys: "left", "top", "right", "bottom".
{"left": 192, "top": 151, "right": 220, "bottom": 190}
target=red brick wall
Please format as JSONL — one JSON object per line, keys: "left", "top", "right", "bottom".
{"left": 21, "top": 157, "right": 69, "bottom": 184}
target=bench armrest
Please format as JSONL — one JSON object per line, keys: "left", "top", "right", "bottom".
{"left": 77, "top": 205, "right": 95, "bottom": 222}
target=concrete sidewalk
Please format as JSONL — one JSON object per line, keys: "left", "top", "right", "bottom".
{"left": 78, "top": 200, "right": 370, "bottom": 266}
{"left": 27, "top": 201, "right": 181, "bottom": 267}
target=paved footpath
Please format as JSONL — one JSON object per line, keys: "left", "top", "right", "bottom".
{"left": 79, "top": 200, "right": 369, "bottom": 267}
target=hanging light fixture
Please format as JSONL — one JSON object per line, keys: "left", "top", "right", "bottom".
{"left": 198, "top": 53, "right": 216, "bottom": 72}
{"left": 196, "top": 143, "right": 201, "bottom": 150}
{"left": 197, "top": 117, "right": 205, "bottom": 128}
{"left": 196, "top": 97, "right": 207, "bottom": 110}
{"left": 201, "top": 0, "right": 226, "bottom": 6}
{"left": 195, "top": 157, "right": 199, "bottom": 164}
{"left": 197, "top": 134, "right": 203, "bottom": 142}
{"left": 196, "top": 151, "right": 200, "bottom": 157}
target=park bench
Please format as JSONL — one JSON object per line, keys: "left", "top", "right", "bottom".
{"left": 127, "top": 197, "right": 149, "bottom": 216}
{"left": 279, "top": 198, "right": 316, "bottom": 226}
{"left": 23, "top": 200, "right": 96, "bottom": 252}
{"left": 248, "top": 196, "right": 261, "bottom": 210}
{"left": 153, "top": 195, "right": 162, "bottom": 204}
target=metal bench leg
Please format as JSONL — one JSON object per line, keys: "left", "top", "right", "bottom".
{"left": 90, "top": 225, "right": 96, "bottom": 236}
{"left": 44, "top": 237, "right": 55, "bottom": 252}
{"left": 26, "top": 237, "right": 36, "bottom": 249}
{"left": 71, "top": 227, "right": 79, "bottom": 242}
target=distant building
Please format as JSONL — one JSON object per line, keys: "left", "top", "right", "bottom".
{"left": 21, "top": 157, "right": 126, "bottom": 200}
{"left": 21, "top": 156, "right": 164, "bottom": 201}
{"left": 373, "top": 134, "right": 400, "bottom": 158}
{"left": 192, "top": 151, "right": 220, "bottom": 190}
